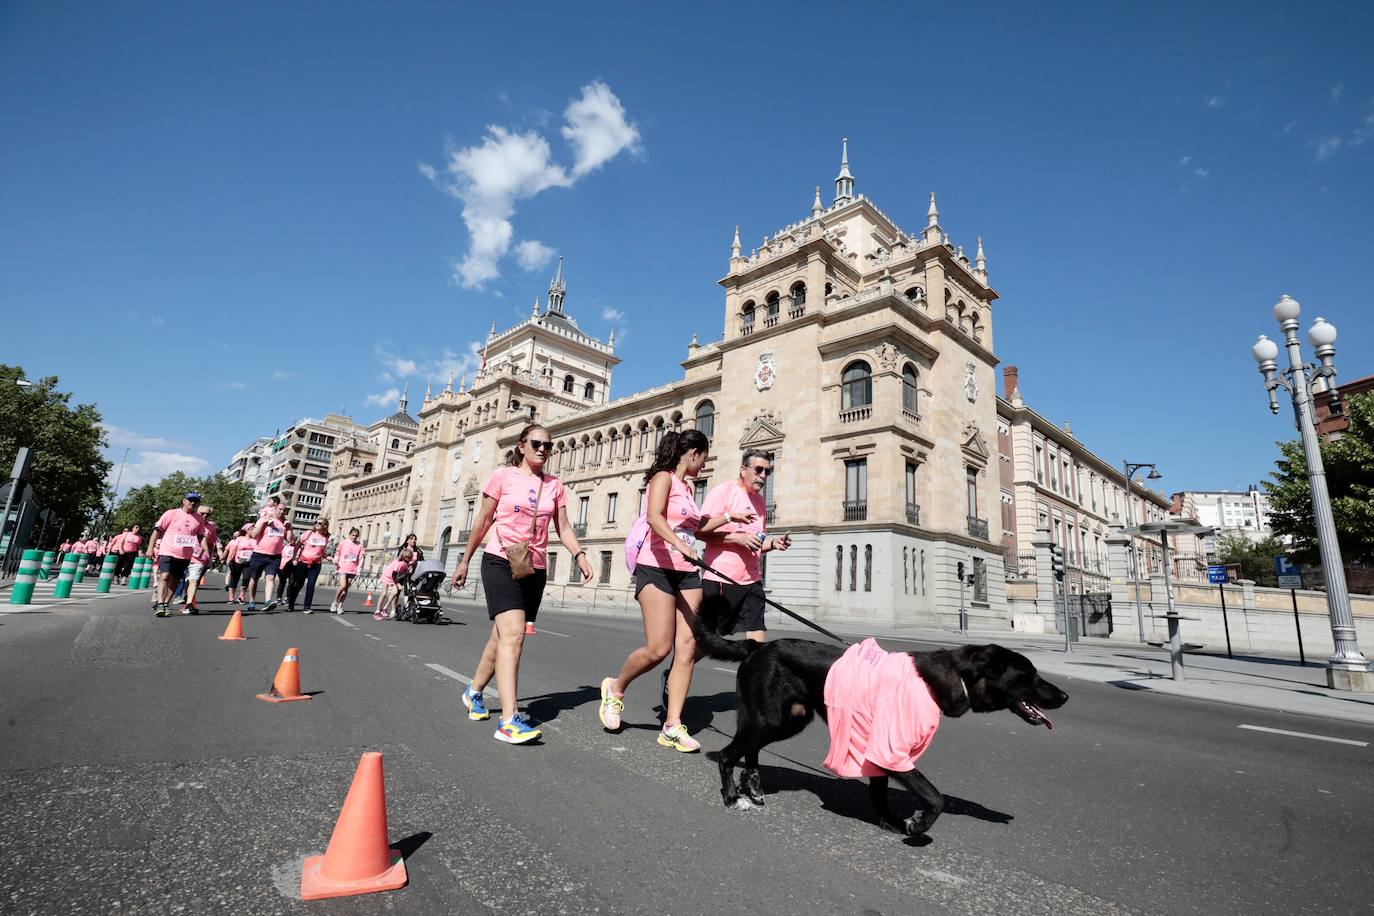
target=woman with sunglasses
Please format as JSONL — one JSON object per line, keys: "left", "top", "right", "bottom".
{"left": 397, "top": 532, "right": 425, "bottom": 564}
{"left": 452, "top": 424, "right": 593, "bottom": 745}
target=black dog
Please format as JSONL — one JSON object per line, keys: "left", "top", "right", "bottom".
{"left": 697, "top": 623, "right": 1068, "bottom": 838}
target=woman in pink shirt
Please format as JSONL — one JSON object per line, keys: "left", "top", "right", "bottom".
{"left": 330, "top": 527, "right": 364, "bottom": 613}
{"left": 245, "top": 498, "right": 288, "bottom": 612}
{"left": 598, "top": 429, "right": 738, "bottom": 752}
{"left": 288, "top": 518, "right": 330, "bottom": 613}
{"left": 451, "top": 424, "right": 592, "bottom": 745}
{"left": 375, "top": 548, "right": 413, "bottom": 620}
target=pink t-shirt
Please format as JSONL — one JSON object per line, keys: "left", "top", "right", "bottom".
{"left": 235, "top": 537, "right": 257, "bottom": 563}
{"left": 822, "top": 639, "right": 942, "bottom": 779}
{"left": 155, "top": 509, "right": 208, "bottom": 560}
{"left": 107, "top": 534, "right": 126, "bottom": 554}
{"left": 636, "top": 474, "right": 702, "bottom": 573}
{"left": 701, "top": 482, "right": 766, "bottom": 584}
{"left": 280, "top": 545, "right": 297, "bottom": 568}
{"left": 84, "top": 539, "right": 100, "bottom": 554}
{"left": 123, "top": 533, "right": 142, "bottom": 554}
{"left": 298, "top": 532, "right": 329, "bottom": 564}
{"left": 254, "top": 516, "right": 288, "bottom": 556}
{"left": 334, "top": 541, "right": 363, "bottom": 574}
{"left": 380, "top": 558, "right": 410, "bottom": 585}
{"left": 482, "top": 467, "right": 567, "bottom": 570}
{"left": 59, "top": 541, "right": 71, "bottom": 552}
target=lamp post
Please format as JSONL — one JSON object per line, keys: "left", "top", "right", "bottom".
{"left": 1252, "top": 294, "right": 1372, "bottom": 692}
{"left": 1121, "top": 460, "right": 1162, "bottom": 641}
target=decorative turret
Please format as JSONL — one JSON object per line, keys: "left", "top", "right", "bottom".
{"left": 812, "top": 185, "right": 823, "bottom": 217}
{"left": 531, "top": 296, "right": 540, "bottom": 317}
{"left": 547, "top": 256, "right": 567, "bottom": 315}
{"left": 445, "top": 371, "right": 454, "bottom": 394}
{"left": 834, "top": 137, "right": 854, "bottom": 204}
{"left": 731, "top": 225, "right": 741, "bottom": 258}
{"left": 608, "top": 327, "right": 617, "bottom": 350}
{"left": 975, "top": 236, "right": 987, "bottom": 279}
{"left": 398, "top": 382, "right": 409, "bottom": 414}
{"left": 423, "top": 381, "right": 432, "bottom": 407}
{"left": 924, "top": 192, "right": 942, "bottom": 244}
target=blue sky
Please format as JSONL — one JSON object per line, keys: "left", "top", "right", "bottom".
{"left": 2, "top": 1, "right": 1371, "bottom": 496}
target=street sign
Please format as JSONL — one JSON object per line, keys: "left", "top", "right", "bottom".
{"left": 1207, "top": 565, "right": 1229, "bottom": 584}
{"left": 1274, "top": 555, "right": 1303, "bottom": 590}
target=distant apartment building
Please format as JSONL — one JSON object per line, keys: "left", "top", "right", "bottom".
{"left": 259, "top": 414, "right": 376, "bottom": 530}
{"left": 1173, "top": 487, "right": 1273, "bottom": 554}
{"left": 220, "top": 437, "right": 275, "bottom": 502}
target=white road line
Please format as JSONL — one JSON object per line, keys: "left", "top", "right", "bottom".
{"left": 331, "top": 617, "right": 356, "bottom": 628}
{"left": 1237, "top": 724, "right": 1368, "bottom": 747}
{"left": 424, "top": 663, "right": 498, "bottom": 699}
{"left": 530, "top": 627, "right": 571, "bottom": 638}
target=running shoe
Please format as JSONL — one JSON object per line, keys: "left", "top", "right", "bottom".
{"left": 657, "top": 723, "right": 701, "bottom": 753}
{"left": 246, "top": 602, "right": 257, "bottom": 613}
{"left": 154, "top": 603, "right": 171, "bottom": 618}
{"left": 303, "top": 607, "right": 313, "bottom": 614}
{"left": 598, "top": 677, "right": 624, "bottom": 731}
{"left": 494, "top": 714, "right": 541, "bottom": 744}
{"left": 262, "top": 599, "right": 278, "bottom": 613}
{"left": 333, "top": 603, "right": 344, "bottom": 615}
{"left": 373, "top": 610, "right": 385, "bottom": 621}
{"left": 462, "top": 685, "right": 489, "bottom": 721}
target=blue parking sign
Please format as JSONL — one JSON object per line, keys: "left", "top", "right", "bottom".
{"left": 1207, "top": 565, "right": 1229, "bottom": 584}
{"left": 1275, "top": 555, "right": 1303, "bottom": 589}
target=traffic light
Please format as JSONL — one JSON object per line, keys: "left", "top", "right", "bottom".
{"left": 956, "top": 560, "right": 965, "bottom": 581}
{"left": 1051, "top": 544, "right": 1065, "bottom": 581}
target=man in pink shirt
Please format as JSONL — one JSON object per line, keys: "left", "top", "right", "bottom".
{"left": 698, "top": 449, "right": 791, "bottom": 642}
{"left": 146, "top": 492, "right": 209, "bottom": 617}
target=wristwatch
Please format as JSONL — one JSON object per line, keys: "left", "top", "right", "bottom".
{"left": 574, "top": 549, "right": 587, "bottom": 560}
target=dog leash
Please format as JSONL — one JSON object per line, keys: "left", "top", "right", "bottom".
{"left": 687, "top": 557, "right": 852, "bottom": 647}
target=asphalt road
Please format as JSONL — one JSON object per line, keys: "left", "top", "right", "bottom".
{"left": 1, "top": 586, "right": 1371, "bottom": 915}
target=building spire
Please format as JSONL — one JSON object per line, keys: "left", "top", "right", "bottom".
{"left": 398, "top": 381, "right": 409, "bottom": 414}
{"left": 531, "top": 296, "right": 540, "bottom": 317}
{"left": 812, "top": 185, "right": 823, "bottom": 216}
{"left": 608, "top": 327, "right": 617, "bottom": 349}
{"left": 423, "top": 380, "right": 432, "bottom": 405}
{"left": 547, "top": 256, "right": 567, "bottom": 315}
{"left": 975, "top": 236, "right": 987, "bottom": 276}
{"left": 924, "top": 192, "right": 942, "bottom": 244}
{"left": 834, "top": 137, "right": 854, "bottom": 203}
{"left": 445, "top": 371, "right": 454, "bottom": 393}
{"left": 731, "top": 225, "right": 741, "bottom": 258}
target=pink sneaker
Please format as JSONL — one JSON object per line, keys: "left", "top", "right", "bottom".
{"left": 598, "top": 677, "right": 624, "bottom": 731}
{"left": 657, "top": 723, "right": 701, "bottom": 753}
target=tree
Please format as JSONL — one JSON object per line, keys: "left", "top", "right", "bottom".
{"left": 1264, "top": 391, "right": 1374, "bottom": 566}
{"left": 1215, "top": 532, "right": 1288, "bottom": 587}
{"left": 111, "top": 472, "right": 256, "bottom": 541}
{"left": 0, "top": 365, "right": 112, "bottom": 544}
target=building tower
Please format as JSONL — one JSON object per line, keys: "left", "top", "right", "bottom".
{"left": 548, "top": 257, "right": 567, "bottom": 316}
{"left": 834, "top": 137, "right": 855, "bottom": 204}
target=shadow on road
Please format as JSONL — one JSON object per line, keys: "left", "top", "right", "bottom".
{"left": 525, "top": 685, "right": 599, "bottom": 724}
{"left": 392, "top": 830, "right": 433, "bottom": 861}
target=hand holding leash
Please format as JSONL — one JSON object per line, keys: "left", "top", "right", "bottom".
{"left": 685, "top": 555, "right": 851, "bottom": 646}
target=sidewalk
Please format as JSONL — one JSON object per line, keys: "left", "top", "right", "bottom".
{"left": 512, "top": 593, "right": 1374, "bottom": 728}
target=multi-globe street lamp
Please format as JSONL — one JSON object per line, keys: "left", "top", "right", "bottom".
{"left": 1121, "top": 460, "right": 1162, "bottom": 641}
{"left": 1252, "top": 294, "right": 1372, "bottom": 692}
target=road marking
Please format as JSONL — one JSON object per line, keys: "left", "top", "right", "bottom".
{"left": 530, "top": 627, "right": 571, "bottom": 638}
{"left": 1237, "top": 724, "right": 1368, "bottom": 747}
{"left": 331, "top": 617, "right": 356, "bottom": 628}
{"left": 712, "top": 666, "right": 738, "bottom": 675}
{"left": 424, "top": 663, "right": 498, "bottom": 699}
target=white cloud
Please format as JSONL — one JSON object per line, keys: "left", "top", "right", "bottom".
{"left": 115, "top": 451, "right": 210, "bottom": 490}
{"left": 102, "top": 424, "right": 178, "bottom": 450}
{"left": 1175, "top": 155, "right": 1192, "bottom": 168}
{"left": 1205, "top": 94, "right": 1225, "bottom": 109}
{"left": 1282, "top": 121, "right": 1297, "bottom": 135}
{"left": 1194, "top": 167, "right": 1209, "bottom": 178}
{"left": 562, "top": 80, "right": 641, "bottom": 178}
{"left": 1315, "top": 135, "right": 1343, "bottom": 160}
{"left": 365, "top": 387, "right": 401, "bottom": 408}
{"left": 376, "top": 349, "right": 419, "bottom": 381}
{"left": 217, "top": 381, "right": 248, "bottom": 390}
{"left": 1331, "top": 82, "right": 1344, "bottom": 102}
{"left": 271, "top": 370, "right": 298, "bottom": 381}
{"left": 601, "top": 307, "right": 624, "bottom": 322}
{"left": 422, "top": 81, "right": 639, "bottom": 288}
{"left": 514, "top": 239, "right": 556, "bottom": 271}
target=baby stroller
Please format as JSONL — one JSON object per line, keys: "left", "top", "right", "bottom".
{"left": 395, "top": 559, "right": 447, "bottom": 624}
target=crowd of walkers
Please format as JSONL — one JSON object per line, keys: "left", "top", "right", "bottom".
{"left": 60, "top": 422, "right": 786, "bottom": 753}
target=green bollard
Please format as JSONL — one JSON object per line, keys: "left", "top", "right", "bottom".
{"left": 38, "top": 550, "right": 55, "bottom": 580}
{"left": 96, "top": 553, "right": 118, "bottom": 593}
{"left": 8, "top": 549, "right": 42, "bottom": 605}
{"left": 72, "top": 553, "right": 87, "bottom": 584}
{"left": 137, "top": 556, "right": 152, "bottom": 590}
{"left": 131, "top": 556, "right": 145, "bottom": 590}
{"left": 53, "top": 552, "right": 77, "bottom": 599}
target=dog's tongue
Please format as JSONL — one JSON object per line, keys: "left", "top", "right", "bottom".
{"left": 1032, "top": 703, "right": 1053, "bottom": 730}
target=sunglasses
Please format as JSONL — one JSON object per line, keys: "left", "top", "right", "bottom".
{"left": 526, "top": 439, "right": 552, "bottom": 451}
{"left": 747, "top": 466, "right": 772, "bottom": 476}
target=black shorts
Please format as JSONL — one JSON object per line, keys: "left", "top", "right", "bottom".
{"left": 702, "top": 579, "right": 767, "bottom": 634}
{"left": 157, "top": 556, "right": 190, "bottom": 577}
{"left": 480, "top": 553, "right": 547, "bottom": 622}
{"left": 633, "top": 564, "right": 702, "bottom": 598}
{"left": 116, "top": 552, "right": 137, "bottom": 578}
{"left": 246, "top": 551, "right": 281, "bottom": 580}
{"left": 226, "top": 560, "right": 247, "bottom": 589}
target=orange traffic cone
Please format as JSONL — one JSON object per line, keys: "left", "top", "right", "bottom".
{"left": 256, "top": 646, "right": 312, "bottom": 703}
{"left": 524, "top": 621, "right": 537, "bottom": 636}
{"left": 218, "top": 609, "right": 246, "bottom": 641}
{"left": 363, "top": 591, "right": 374, "bottom": 607}
{"left": 300, "top": 751, "right": 408, "bottom": 900}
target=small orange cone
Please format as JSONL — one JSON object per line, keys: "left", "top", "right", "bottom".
{"left": 218, "top": 609, "right": 246, "bottom": 641}
{"left": 524, "top": 621, "right": 537, "bottom": 636}
{"left": 300, "top": 751, "right": 408, "bottom": 900}
{"left": 256, "top": 646, "right": 312, "bottom": 703}
{"left": 363, "top": 591, "right": 374, "bottom": 607}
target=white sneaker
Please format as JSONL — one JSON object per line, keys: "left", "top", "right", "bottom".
{"left": 303, "top": 608, "right": 313, "bottom": 615}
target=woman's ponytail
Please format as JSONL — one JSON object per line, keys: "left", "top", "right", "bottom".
{"left": 642, "top": 428, "right": 708, "bottom": 483}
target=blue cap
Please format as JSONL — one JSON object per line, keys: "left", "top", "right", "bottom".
{"left": 185, "top": 492, "right": 202, "bottom": 502}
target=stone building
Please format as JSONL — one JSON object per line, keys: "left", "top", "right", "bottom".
{"left": 327, "top": 143, "right": 1011, "bottom": 627}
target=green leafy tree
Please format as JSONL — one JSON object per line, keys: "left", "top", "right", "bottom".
{"left": 1264, "top": 391, "right": 1374, "bottom": 565}
{"left": 1215, "top": 532, "right": 1288, "bottom": 587}
{"left": 111, "top": 472, "right": 256, "bottom": 542}
{"left": 0, "top": 365, "right": 112, "bottom": 544}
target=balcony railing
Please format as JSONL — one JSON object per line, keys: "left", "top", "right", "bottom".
{"left": 765, "top": 503, "right": 777, "bottom": 524}
{"left": 762, "top": 314, "right": 779, "bottom": 329}
{"left": 573, "top": 522, "right": 588, "bottom": 538}
{"left": 787, "top": 306, "right": 805, "bottom": 319}
{"left": 905, "top": 503, "right": 921, "bottom": 525}
{"left": 838, "top": 405, "right": 872, "bottom": 423}
{"left": 967, "top": 516, "right": 989, "bottom": 540}
{"left": 738, "top": 322, "right": 755, "bottom": 336}
{"left": 843, "top": 500, "right": 868, "bottom": 522}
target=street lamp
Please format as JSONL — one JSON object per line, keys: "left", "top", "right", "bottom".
{"left": 1121, "top": 460, "right": 1161, "bottom": 641}
{"left": 1252, "top": 294, "right": 1372, "bottom": 692}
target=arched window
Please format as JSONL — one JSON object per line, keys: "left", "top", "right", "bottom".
{"left": 902, "top": 364, "right": 919, "bottom": 413}
{"left": 363, "top": 462, "right": 373, "bottom": 474}
{"left": 825, "top": 282, "right": 833, "bottom": 296}
{"left": 390, "top": 438, "right": 400, "bottom": 449}
{"left": 841, "top": 361, "right": 873, "bottom": 410}
{"left": 563, "top": 374, "right": 575, "bottom": 393}
{"left": 790, "top": 282, "right": 806, "bottom": 309}
{"left": 671, "top": 411, "right": 683, "bottom": 432}
{"left": 509, "top": 398, "right": 520, "bottom": 412}
{"left": 439, "top": 527, "right": 452, "bottom": 566}
{"left": 406, "top": 442, "right": 413, "bottom": 452}
{"left": 765, "top": 291, "right": 780, "bottom": 316}
{"left": 741, "top": 300, "right": 756, "bottom": 324}
{"left": 584, "top": 381, "right": 595, "bottom": 400}
{"left": 694, "top": 400, "right": 715, "bottom": 440}
{"left": 904, "top": 286, "right": 925, "bottom": 304}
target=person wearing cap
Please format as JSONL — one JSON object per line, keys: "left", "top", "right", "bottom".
{"left": 146, "top": 493, "right": 209, "bottom": 617}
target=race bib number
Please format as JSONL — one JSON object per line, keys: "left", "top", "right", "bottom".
{"left": 308, "top": 535, "right": 327, "bottom": 547}
{"left": 173, "top": 534, "right": 198, "bottom": 549}
{"left": 237, "top": 550, "right": 253, "bottom": 562}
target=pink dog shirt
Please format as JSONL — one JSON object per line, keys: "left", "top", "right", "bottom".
{"left": 822, "top": 638, "right": 942, "bottom": 778}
